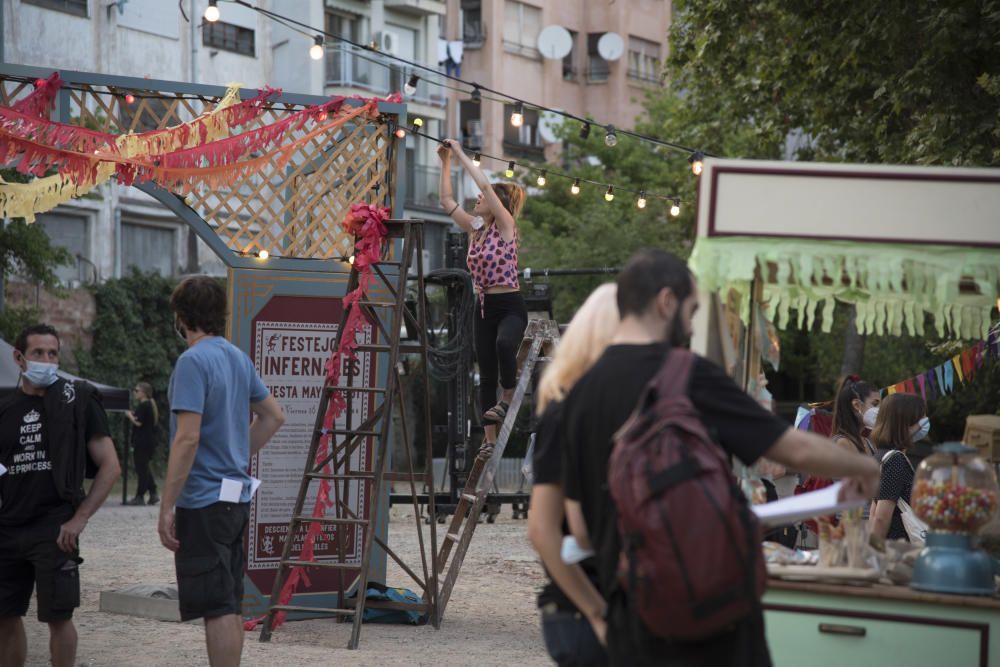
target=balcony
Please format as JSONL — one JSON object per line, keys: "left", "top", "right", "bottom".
{"left": 405, "top": 164, "right": 461, "bottom": 213}
{"left": 384, "top": 0, "right": 446, "bottom": 16}
{"left": 325, "top": 46, "right": 445, "bottom": 108}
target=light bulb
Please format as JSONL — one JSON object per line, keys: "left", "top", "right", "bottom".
{"left": 510, "top": 102, "right": 524, "bottom": 128}
{"left": 570, "top": 178, "right": 580, "bottom": 195}
{"left": 204, "top": 0, "right": 220, "bottom": 22}
{"left": 348, "top": 254, "right": 355, "bottom": 265}
{"left": 604, "top": 186, "right": 615, "bottom": 202}
{"left": 412, "top": 117, "right": 424, "bottom": 128}
{"left": 310, "top": 36, "right": 324, "bottom": 61}
{"left": 670, "top": 200, "right": 681, "bottom": 217}
{"left": 404, "top": 74, "right": 419, "bottom": 96}
{"left": 124, "top": 93, "right": 135, "bottom": 104}
{"left": 689, "top": 151, "right": 704, "bottom": 176}
{"left": 472, "top": 153, "right": 481, "bottom": 167}
{"left": 317, "top": 109, "right": 328, "bottom": 122}
{"left": 258, "top": 249, "right": 269, "bottom": 260}
{"left": 604, "top": 125, "right": 618, "bottom": 147}
{"left": 637, "top": 191, "right": 647, "bottom": 209}
{"left": 536, "top": 171, "right": 547, "bottom": 187}
{"left": 394, "top": 128, "right": 406, "bottom": 139}
{"left": 505, "top": 161, "right": 515, "bottom": 178}
{"left": 579, "top": 122, "right": 591, "bottom": 140}
{"left": 470, "top": 86, "right": 482, "bottom": 104}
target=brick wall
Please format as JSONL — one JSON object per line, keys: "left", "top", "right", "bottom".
{"left": 4, "top": 280, "right": 96, "bottom": 367}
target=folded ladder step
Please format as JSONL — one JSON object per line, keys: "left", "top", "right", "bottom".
{"left": 281, "top": 559, "right": 360, "bottom": 570}
{"left": 444, "top": 532, "right": 460, "bottom": 542}
{"left": 292, "top": 515, "right": 369, "bottom": 525}
{"left": 461, "top": 493, "right": 477, "bottom": 503}
{"left": 268, "top": 604, "right": 355, "bottom": 615}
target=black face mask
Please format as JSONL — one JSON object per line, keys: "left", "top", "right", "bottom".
{"left": 667, "top": 306, "right": 690, "bottom": 349}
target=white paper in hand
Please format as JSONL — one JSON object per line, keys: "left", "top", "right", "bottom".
{"left": 560, "top": 535, "right": 596, "bottom": 564}
{"left": 752, "top": 481, "right": 866, "bottom": 527}
{"left": 0, "top": 463, "right": 6, "bottom": 477}
{"left": 219, "top": 477, "right": 243, "bottom": 503}
{"left": 249, "top": 476, "right": 262, "bottom": 498}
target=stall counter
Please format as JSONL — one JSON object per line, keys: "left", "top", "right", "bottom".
{"left": 764, "top": 579, "right": 1000, "bottom": 667}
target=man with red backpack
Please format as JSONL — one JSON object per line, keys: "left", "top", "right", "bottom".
{"left": 560, "top": 250, "right": 880, "bottom": 666}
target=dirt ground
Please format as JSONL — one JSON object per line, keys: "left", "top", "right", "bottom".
{"left": 20, "top": 503, "right": 550, "bottom": 667}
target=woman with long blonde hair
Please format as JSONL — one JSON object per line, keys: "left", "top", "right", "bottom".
{"left": 527, "top": 283, "right": 619, "bottom": 666}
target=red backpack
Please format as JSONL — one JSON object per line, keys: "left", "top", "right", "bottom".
{"left": 607, "top": 349, "right": 765, "bottom": 640}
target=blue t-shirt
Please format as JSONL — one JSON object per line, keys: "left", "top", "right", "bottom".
{"left": 169, "top": 337, "right": 269, "bottom": 509}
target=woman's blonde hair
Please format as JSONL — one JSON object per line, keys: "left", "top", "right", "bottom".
{"left": 493, "top": 182, "right": 526, "bottom": 219}
{"left": 536, "top": 283, "right": 620, "bottom": 413}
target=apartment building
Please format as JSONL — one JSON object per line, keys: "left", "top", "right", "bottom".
{"left": 1, "top": 0, "right": 454, "bottom": 284}
{"left": 443, "top": 0, "right": 670, "bottom": 167}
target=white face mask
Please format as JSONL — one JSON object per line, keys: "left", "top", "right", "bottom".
{"left": 23, "top": 360, "right": 59, "bottom": 388}
{"left": 912, "top": 417, "right": 931, "bottom": 443}
{"left": 862, "top": 406, "right": 879, "bottom": 429}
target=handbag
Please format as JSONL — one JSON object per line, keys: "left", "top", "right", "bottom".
{"left": 881, "top": 450, "right": 928, "bottom": 546}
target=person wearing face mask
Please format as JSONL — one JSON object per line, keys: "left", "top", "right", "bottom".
{"left": 0, "top": 324, "right": 120, "bottom": 667}
{"left": 869, "top": 393, "right": 929, "bottom": 541}
{"left": 830, "top": 375, "right": 880, "bottom": 457}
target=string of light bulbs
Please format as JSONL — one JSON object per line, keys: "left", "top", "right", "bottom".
{"left": 210, "top": 0, "right": 710, "bottom": 164}
{"left": 399, "top": 120, "right": 683, "bottom": 215}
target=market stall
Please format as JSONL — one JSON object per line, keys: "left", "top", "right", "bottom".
{"left": 688, "top": 158, "right": 1000, "bottom": 666}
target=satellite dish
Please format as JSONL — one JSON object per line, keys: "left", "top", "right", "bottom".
{"left": 597, "top": 32, "right": 624, "bottom": 61}
{"left": 538, "top": 110, "right": 562, "bottom": 144}
{"left": 537, "top": 25, "right": 573, "bottom": 60}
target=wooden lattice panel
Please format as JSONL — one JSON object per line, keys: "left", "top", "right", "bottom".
{"left": 1, "top": 77, "right": 396, "bottom": 260}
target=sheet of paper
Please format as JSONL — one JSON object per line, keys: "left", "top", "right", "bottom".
{"left": 249, "top": 476, "right": 262, "bottom": 498}
{"left": 752, "top": 481, "right": 867, "bottom": 527}
{"left": 0, "top": 463, "right": 6, "bottom": 477}
{"left": 219, "top": 477, "right": 243, "bottom": 503}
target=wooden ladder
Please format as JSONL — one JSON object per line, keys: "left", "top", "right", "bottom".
{"left": 259, "top": 220, "right": 439, "bottom": 649}
{"left": 434, "top": 318, "right": 560, "bottom": 623}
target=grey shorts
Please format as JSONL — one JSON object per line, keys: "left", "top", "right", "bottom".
{"left": 174, "top": 502, "right": 249, "bottom": 622}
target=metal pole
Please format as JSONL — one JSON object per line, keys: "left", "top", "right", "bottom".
{"left": 519, "top": 266, "right": 620, "bottom": 279}
{"left": 121, "top": 419, "right": 130, "bottom": 504}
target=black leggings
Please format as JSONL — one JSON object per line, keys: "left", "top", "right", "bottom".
{"left": 133, "top": 445, "right": 157, "bottom": 498}
{"left": 474, "top": 292, "right": 528, "bottom": 421}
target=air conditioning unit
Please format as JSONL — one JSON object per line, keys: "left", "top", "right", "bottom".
{"left": 375, "top": 30, "right": 398, "bottom": 55}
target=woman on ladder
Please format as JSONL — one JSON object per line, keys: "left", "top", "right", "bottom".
{"left": 437, "top": 139, "right": 527, "bottom": 453}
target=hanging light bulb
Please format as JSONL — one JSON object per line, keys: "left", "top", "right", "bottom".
{"left": 604, "top": 125, "right": 618, "bottom": 147}
{"left": 34, "top": 78, "right": 47, "bottom": 88}
{"left": 411, "top": 117, "right": 424, "bottom": 133}
{"left": 472, "top": 152, "right": 481, "bottom": 167}
{"left": 536, "top": 170, "right": 547, "bottom": 187}
{"left": 670, "top": 199, "right": 681, "bottom": 217}
{"left": 505, "top": 161, "right": 515, "bottom": 178}
{"left": 570, "top": 178, "right": 581, "bottom": 195}
{"left": 637, "top": 191, "right": 647, "bottom": 209}
{"left": 310, "top": 35, "right": 324, "bottom": 60}
{"left": 470, "top": 85, "right": 482, "bottom": 104}
{"left": 579, "top": 122, "right": 591, "bottom": 140}
{"left": 688, "top": 151, "right": 705, "bottom": 176}
{"left": 604, "top": 186, "right": 615, "bottom": 202}
{"left": 124, "top": 93, "right": 135, "bottom": 105}
{"left": 317, "top": 108, "right": 328, "bottom": 122}
{"left": 348, "top": 254, "right": 355, "bottom": 265}
{"left": 404, "top": 74, "right": 419, "bottom": 96}
{"left": 394, "top": 127, "right": 406, "bottom": 139}
{"left": 257, "top": 249, "right": 270, "bottom": 260}
{"left": 204, "top": 0, "right": 220, "bottom": 23}
{"left": 510, "top": 102, "right": 524, "bottom": 128}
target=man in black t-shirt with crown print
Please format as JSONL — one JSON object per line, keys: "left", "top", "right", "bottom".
{"left": 560, "top": 250, "right": 880, "bottom": 667}
{"left": 0, "top": 324, "right": 120, "bottom": 667}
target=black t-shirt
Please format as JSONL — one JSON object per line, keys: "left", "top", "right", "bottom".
{"left": 876, "top": 448, "right": 915, "bottom": 541}
{"left": 532, "top": 400, "right": 601, "bottom": 611}
{"left": 561, "top": 343, "right": 789, "bottom": 667}
{"left": 132, "top": 400, "right": 157, "bottom": 450}
{"left": 0, "top": 388, "right": 110, "bottom": 526}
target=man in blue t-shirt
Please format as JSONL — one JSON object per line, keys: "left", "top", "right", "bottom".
{"left": 159, "top": 276, "right": 284, "bottom": 667}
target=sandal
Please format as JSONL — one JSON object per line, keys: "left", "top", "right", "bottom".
{"left": 483, "top": 401, "right": 509, "bottom": 424}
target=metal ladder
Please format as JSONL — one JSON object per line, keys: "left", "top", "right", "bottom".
{"left": 259, "top": 220, "right": 439, "bottom": 649}
{"left": 434, "top": 318, "right": 560, "bottom": 623}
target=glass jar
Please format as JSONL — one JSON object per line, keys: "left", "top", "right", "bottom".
{"left": 911, "top": 442, "right": 1000, "bottom": 534}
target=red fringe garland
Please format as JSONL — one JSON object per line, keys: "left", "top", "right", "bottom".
{"left": 10, "top": 73, "right": 63, "bottom": 118}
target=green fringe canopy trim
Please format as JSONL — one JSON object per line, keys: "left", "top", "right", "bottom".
{"left": 688, "top": 237, "right": 1000, "bottom": 340}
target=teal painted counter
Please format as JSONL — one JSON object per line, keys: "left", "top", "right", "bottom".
{"left": 764, "top": 579, "right": 1000, "bottom": 667}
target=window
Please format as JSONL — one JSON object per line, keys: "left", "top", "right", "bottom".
{"left": 22, "top": 0, "right": 88, "bottom": 17}
{"left": 587, "top": 33, "right": 609, "bottom": 82}
{"left": 563, "top": 30, "right": 578, "bottom": 81}
{"left": 122, "top": 222, "right": 176, "bottom": 277}
{"left": 36, "top": 213, "right": 88, "bottom": 285}
{"left": 202, "top": 21, "right": 255, "bottom": 57}
{"left": 503, "top": 1, "right": 542, "bottom": 59}
{"left": 459, "top": 102, "right": 482, "bottom": 150}
{"left": 503, "top": 104, "right": 543, "bottom": 156}
{"left": 628, "top": 37, "right": 662, "bottom": 84}
{"left": 461, "top": 0, "right": 484, "bottom": 45}
{"left": 326, "top": 12, "right": 371, "bottom": 87}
